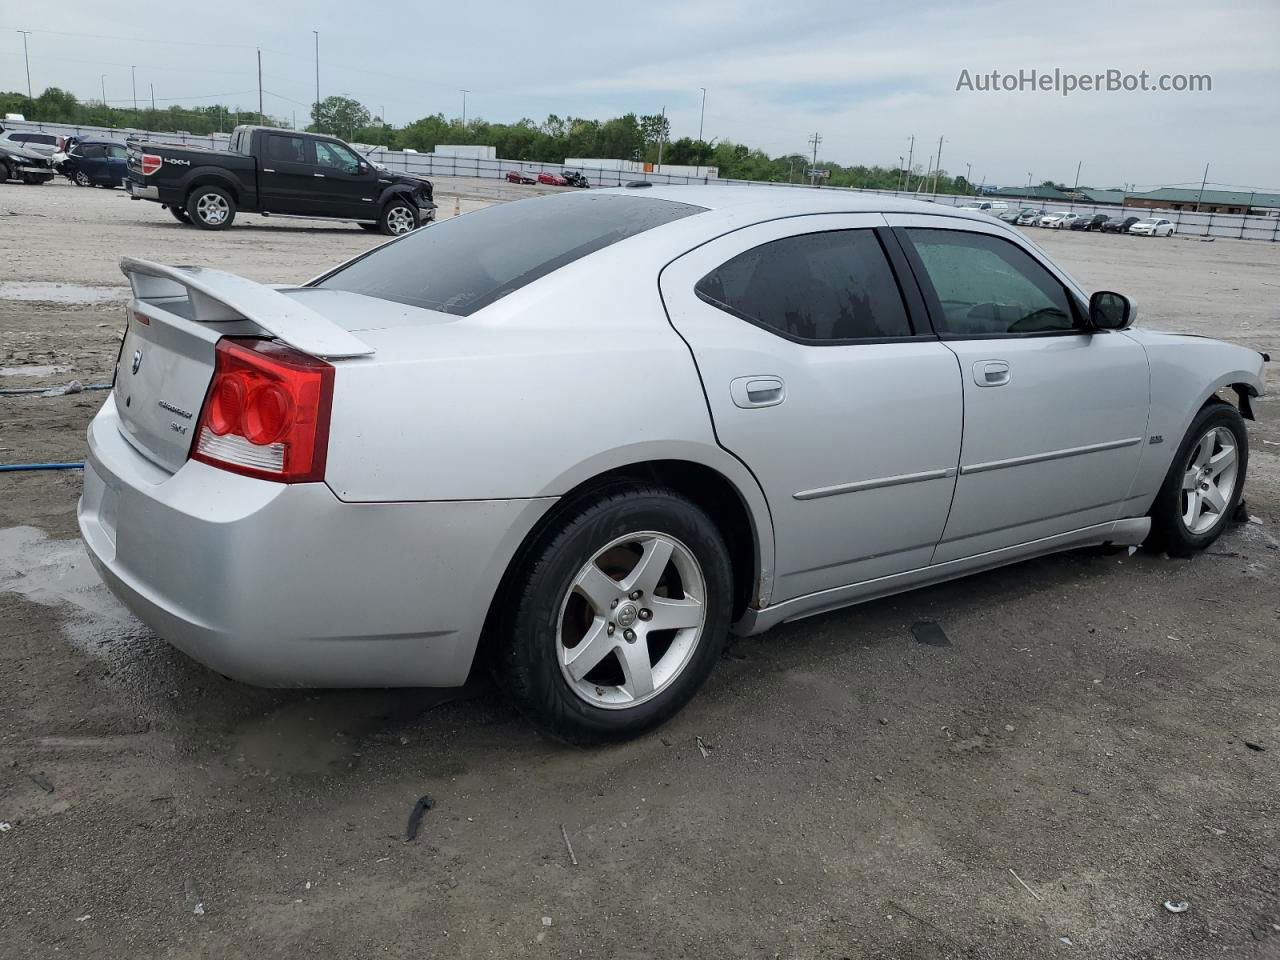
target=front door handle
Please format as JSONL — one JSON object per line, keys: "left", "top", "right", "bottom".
{"left": 974, "top": 360, "right": 1011, "bottom": 387}
{"left": 731, "top": 376, "right": 786, "bottom": 408}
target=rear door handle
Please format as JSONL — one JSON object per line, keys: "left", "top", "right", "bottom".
{"left": 974, "top": 360, "right": 1010, "bottom": 387}
{"left": 731, "top": 376, "right": 786, "bottom": 408}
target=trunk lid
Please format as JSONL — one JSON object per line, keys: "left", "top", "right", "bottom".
{"left": 113, "top": 259, "right": 375, "bottom": 473}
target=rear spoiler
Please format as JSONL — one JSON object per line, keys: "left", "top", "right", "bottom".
{"left": 119, "top": 257, "right": 373, "bottom": 358}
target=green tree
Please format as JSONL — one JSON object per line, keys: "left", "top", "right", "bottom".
{"left": 310, "top": 96, "right": 371, "bottom": 138}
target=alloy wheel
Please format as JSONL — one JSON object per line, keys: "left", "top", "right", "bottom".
{"left": 1181, "top": 425, "right": 1238, "bottom": 534}
{"left": 556, "top": 531, "right": 707, "bottom": 709}
{"left": 196, "top": 193, "right": 229, "bottom": 226}
{"left": 75, "top": 171, "right": 91, "bottom": 187}
{"left": 386, "top": 205, "right": 415, "bottom": 234}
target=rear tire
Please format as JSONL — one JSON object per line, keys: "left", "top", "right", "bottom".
{"left": 490, "top": 486, "right": 733, "bottom": 743}
{"left": 1147, "top": 402, "right": 1248, "bottom": 556}
{"left": 74, "top": 170, "right": 91, "bottom": 187}
{"left": 378, "top": 198, "right": 418, "bottom": 236}
{"left": 185, "top": 185, "right": 236, "bottom": 230}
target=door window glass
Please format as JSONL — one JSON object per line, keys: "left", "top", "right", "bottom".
{"left": 314, "top": 141, "right": 360, "bottom": 174}
{"left": 905, "top": 229, "right": 1077, "bottom": 335}
{"left": 266, "top": 135, "right": 307, "bottom": 164}
{"left": 694, "top": 229, "right": 912, "bottom": 342}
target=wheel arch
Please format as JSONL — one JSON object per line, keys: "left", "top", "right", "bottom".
{"left": 183, "top": 170, "right": 241, "bottom": 204}
{"left": 480, "top": 455, "right": 775, "bottom": 663}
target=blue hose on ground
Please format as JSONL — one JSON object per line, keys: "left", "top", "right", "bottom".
{"left": 0, "top": 462, "right": 86, "bottom": 472}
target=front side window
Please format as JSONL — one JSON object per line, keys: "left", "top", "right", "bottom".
{"left": 695, "top": 230, "right": 912, "bottom": 342}
{"left": 315, "top": 193, "right": 705, "bottom": 317}
{"left": 905, "top": 229, "right": 1077, "bottom": 336}
{"left": 314, "top": 141, "right": 360, "bottom": 173}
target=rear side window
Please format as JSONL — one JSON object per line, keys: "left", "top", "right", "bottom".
{"left": 266, "top": 134, "right": 307, "bottom": 164}
{"left": 905, "top": 228, "right": 1077, "bottom": 336}
{"left": 315, "top": 193, "right": 705, "bottom": 316}
{"left": 695, "top": 230, "right": 912, "bottom": 342}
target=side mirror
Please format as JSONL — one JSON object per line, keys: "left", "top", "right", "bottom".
{"left": 358, "top": 160, "right": 370, "bottom": 174}
{"left": 1089, "top": 290, "right": 1135, "bottom": 330}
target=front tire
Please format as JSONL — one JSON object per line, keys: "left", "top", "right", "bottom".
{"left": 185, "top": 185, "right": 236, "bottom": 230}
{"left": 1148, "top": 402, "right": 1248, "bottom": 555}
{"left": 491, "top": 486, "right": 733, "bottom": 743}
{"left": 74, "top": 170, "right": 91, "bottom": 187}
{"left": 378, "top": 198, "right": 418, "bottom": 236}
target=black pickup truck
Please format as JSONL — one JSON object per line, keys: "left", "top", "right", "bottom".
{"left": 124, "top": 125, "right": 435, "bottom": 235}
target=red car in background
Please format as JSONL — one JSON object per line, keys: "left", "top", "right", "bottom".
{"left": 505, "top": 170, "right": 536, "bottom": 184}
{"left": 537, "top": 172, "right": 569, "bottom": 186}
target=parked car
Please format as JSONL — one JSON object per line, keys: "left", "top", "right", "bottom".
{"left": 0, "top": 128, "right": 64, "bottom": 157}
{"left": 1129, "top": 217, "right": 1175, "bottom": 237}
{"left": 0, "top": 141, "right": 55, "bottom": 184}
{"left": 957, "top": 200, "right": 1009, "bottom": 213}
{"left": 537, "top": 172, "right": 569, "bottom": 186}
{"left": 1070, "top": 213, "right": 1110, "bottom": 231}
{"left": 124, "top": 125, "right": 435, "bottom": 234}
{"left": 80, "top": 187, "right": 1266, "bottom": 741}
{"left": 1101, "top": 216, "right": 1141, "bottom": 233}
{"left": 997, "top": 210, "right": 1022, "bottom": 223}
{"left": 1015, "top": 209, "right": 1042, "bottom": 225}
{"left": 563, "top": 170, "right": 591, "bottom": 189}
{"left": 59, "top": 139, "right": 129, "bottom": 188}
{"left": 1038, "top": 211, "right": 1071, "bottom": 228}
{"left": 505, "top": 170, "right": 536, "bottom": 184}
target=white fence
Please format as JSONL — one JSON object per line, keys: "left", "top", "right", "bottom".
{"left": 7, "top": 118, "right": 1280, "bottom": 242}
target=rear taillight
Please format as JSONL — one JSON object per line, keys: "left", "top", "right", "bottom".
{"left": 191, "top": 338, "right": 333, "bottom": 483}
{"left": 139, "top": 153, "right": 162, "bottom": 175}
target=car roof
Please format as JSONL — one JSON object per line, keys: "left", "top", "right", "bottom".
{"left": 594, "top": 184, "right": 998, "bottom": 227}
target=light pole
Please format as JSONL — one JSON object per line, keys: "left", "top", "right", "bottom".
{"left": 100, "top": 74, "right": 107, "bottom": 107}
{"left": 897, "top": 155, "right": 905, "bottom": 193}
{"left": 460, "top": 89, "right": 469, "bottom": 126}
{"left": 131, "top": 65, "right": 137, "bottom": 113}
{"left": 17, "top": 31, "right": 32, "bottom": 103}
{"left": 965, "top": 162, "right": 972, "bottom": 190}
{"left": 312, "top": 31, "right": 320, "bottom": 129}
{"left": 697, "top": 87, "right": 706, "bottom": 143}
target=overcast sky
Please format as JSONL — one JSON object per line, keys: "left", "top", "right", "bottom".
{"left": 4, "top": 0, "right": 1278, "bottom": 190}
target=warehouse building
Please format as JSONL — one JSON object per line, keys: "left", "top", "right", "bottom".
{"left": 1124, "top": 188, "right": 1280, "bottom": 215}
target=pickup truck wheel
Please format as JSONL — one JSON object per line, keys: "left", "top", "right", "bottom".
{"left": 169, "top": 206, "right": 192, "bottom": 224}
{"left": 379, "top": 199, "right": 418, "bottom": 236}
{"left": 186, "top": 185, "right": 236, "bottom": 230}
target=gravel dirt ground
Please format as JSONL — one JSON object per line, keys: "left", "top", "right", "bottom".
{"left": 1, "top": 180, "right": 1278, "bottom": 959}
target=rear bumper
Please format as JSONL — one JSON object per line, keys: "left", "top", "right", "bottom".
{"left": 125, "top": 180, "right": 159, "bottom": 200}
{"left": 78, "top": 393, "right": 553, "bottom": 687}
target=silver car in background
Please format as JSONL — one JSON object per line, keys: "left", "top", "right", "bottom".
{"left": 79, "top": 187, "right": 1267, "bottom": 741}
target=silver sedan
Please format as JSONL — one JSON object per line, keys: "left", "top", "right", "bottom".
{"left": 79, "top": 186, "right": 1267, "bottom": 741}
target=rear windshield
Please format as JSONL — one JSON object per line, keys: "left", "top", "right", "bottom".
{"left": 314, "top": 193, "right": 706, "bottom": 316}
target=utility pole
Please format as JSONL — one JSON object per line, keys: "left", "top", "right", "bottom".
{"left": 1072, "top": 160, "right": 1082, "bottom": 192}
{"left": 905, "top": 134, "right": 914, "bottom": 187}
{"left": 1194, "top": 163, "right": 1210, "bottom": 211}
{"left": 656, "top": 105, "right": 667, "bottom": 169}
{"left": 312, "top": 30, "right": 320, "bottom": 129}
{"left": 257, "top": 49, "right": 264, "bottom": 125}
{"left": 100, "top": 74, "right": 107, "bottom": 107}
{"left": 131, "top": 65, "right": 137, "bottom": 113}
{"left": 150, "top": 83, "right": 155, "bottom": 112}
{"left": 897, "top": 156, "right": 905, "bottom": 193}
{"left": 17, "top": 31, "right": 33, "bottom": 103}
{"left": 698, "top": 87, "right": 706, "bottom": 143}
{"left": 965, "top": 162, "right": 972, "bottom": 189}
{"left": 460, "top": 89, "right": 469, "bottom": 126}
{"left": 807, "top": 131, "right": 822, "bottom": 185}
{"left": 932, "top": 135, "right": 944, "bottom": 195}
{"left": 920, "top": 153, "right": 933, "bottom": 192}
